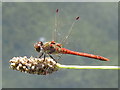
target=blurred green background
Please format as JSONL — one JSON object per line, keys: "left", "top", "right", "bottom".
{"left": 2, "top": 2, "right": 118, "bottom": 88}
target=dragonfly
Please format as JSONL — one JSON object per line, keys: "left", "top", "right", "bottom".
{"left": 34, "top": 9, "right": 109, "bottom": 62}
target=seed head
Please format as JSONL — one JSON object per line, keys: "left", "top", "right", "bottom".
{"left": 9, "top": 56, "right": 58, "bottom": 75}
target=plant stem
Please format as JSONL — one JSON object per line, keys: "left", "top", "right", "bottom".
{"left": 57, "top": 64, "right": 120, "bottom": 70}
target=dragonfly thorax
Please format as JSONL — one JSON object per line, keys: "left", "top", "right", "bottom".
{"left": 42, "top": 41, "right": 62, "bottom": 54}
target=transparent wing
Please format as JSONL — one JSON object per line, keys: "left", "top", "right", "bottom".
{"left": 52, "top": 9, "right": 80, "bottom": 61}
{"left": 60, "top": 16, "right": 80, "bottom": 46}
{"left": 52, "top": 9, "right": 59, "bottom": 42}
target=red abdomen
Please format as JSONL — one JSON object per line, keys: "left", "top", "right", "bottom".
{"left": 60, "top": 48, "right": 109, "bottom": 61}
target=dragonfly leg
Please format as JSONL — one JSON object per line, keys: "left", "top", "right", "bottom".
{"left": 49, "top": 54, "right": 57, "bottom": 62}
{"left": 44, "top": 54, "right": 46, "bottom": 60}
{"left": 39, "top": 52, "right": 44, "bottom": 58}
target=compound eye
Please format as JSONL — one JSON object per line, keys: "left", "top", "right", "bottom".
{"left": 34, "top": 42, "right": 42, "bottom": 52}
{"left": 36, "top": 46, "right": 41, "bottom": 52}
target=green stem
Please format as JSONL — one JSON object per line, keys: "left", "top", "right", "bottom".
{"left": 57, "top": 64, "right": 120, "bottom": 70}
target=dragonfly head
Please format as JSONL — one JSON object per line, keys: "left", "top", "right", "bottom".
{"left": 34, "top": 41, "right": 43, "bottom": 52}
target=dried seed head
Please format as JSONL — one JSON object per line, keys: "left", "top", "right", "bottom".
{"left": 9, "top": 56, "right": 58, "bottom": 75}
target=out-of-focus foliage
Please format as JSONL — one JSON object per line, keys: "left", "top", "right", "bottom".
{"left": 2, "top": 2, "right": 118, "bottom": 88}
